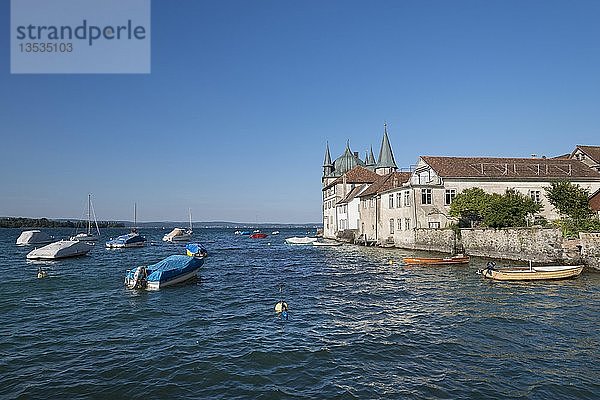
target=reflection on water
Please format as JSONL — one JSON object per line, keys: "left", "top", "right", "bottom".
{"left": 0, "top": 228, "right": 598, "bottom": 399}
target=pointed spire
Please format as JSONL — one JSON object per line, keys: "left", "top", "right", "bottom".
{"left": 367, "top": 146, "right": 376, "bottom": 166}
{"left": 376, "top": 123, "right": 397, "bottom": 171}
{"left": 323, "top": 141, "right": 332, "bottom": 167}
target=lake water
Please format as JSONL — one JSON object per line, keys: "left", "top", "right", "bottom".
{"left": 0, "top": 228, "right": 598, "bottom": 399}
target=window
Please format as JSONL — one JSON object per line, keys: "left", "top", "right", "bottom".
{"left": 397, "top": 218, "right": 401, "bottom": 230}
{"left": 529, "top": 190, "right": 541, "bottom": 203}
{"left": 445, "top": 189, "right": 457, "bottom": 205}
{"left": 389, "top": 219, "right": 394, "bottom": 234}
{"left": 421, "top": 188, "right": 432, "bottom": 205}
{"left": 389, "top": 194, "right": 394, "bottom": 209}
{"left": 428, "top": 222, "right": 441, "bottom": 229}
{"left": 404, "top": 191, "right": 410, "bottom": 207}
{"left": 404, "top": 218, "right": 410, "bottom": 230}
{"left": 396, "top": 193, "right": 402, "bottom": 208}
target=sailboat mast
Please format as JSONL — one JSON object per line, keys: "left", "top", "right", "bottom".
{"left": 134, "top": 203, "right": 137, "bottom": 228}
{"left": 87, "top": 193, "right": 91, "bottom": 235}
{"left": 189, "top": 208, "right": 192, "bottom": 231}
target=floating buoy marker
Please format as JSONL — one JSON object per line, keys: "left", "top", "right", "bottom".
{"left": 275, "top": 301, "right": 288, "bottom": 313}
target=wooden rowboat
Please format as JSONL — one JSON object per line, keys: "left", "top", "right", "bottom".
{"left": 402, "top": 255, "right": 470, "bottom": 266}
{"left": 480, "top": 264, "right": 583, "bottom": 281}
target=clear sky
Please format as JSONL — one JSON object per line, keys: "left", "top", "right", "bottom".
{"left": 1, "top": 0, "right": 599, "bottom": 223}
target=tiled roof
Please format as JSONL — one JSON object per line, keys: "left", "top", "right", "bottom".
{"left": 337, "top": 184, "right": 367, "bottom": 205}
{"left": 323, "top": 166, "right": 379, "bottom": 190}
{"left": 574, "top": 145, "right": 600, "bottom": 164}
{"left": 420, "top": 156, "right": 600, "bottom": 180}
{"left": 359, "top": 172, "right": 411, "bottom": 198}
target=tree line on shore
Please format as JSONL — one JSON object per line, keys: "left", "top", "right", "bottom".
{"left": 0, "top": 217, "right": 125, "bottom": 229}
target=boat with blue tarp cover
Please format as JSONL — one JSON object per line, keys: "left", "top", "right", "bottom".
{"left": 125, "top": 243, "right": 207, "bottom": 290}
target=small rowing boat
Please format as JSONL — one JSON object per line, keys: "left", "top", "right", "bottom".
{"left": 402, "top": 255, "right": 470, "bottom": 266}
{"left": 479, "top": 262, "right": 583, "bottom": 281}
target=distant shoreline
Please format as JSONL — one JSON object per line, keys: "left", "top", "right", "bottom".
{"left": 0, "top": 217, "right": 321, "bottom": 229}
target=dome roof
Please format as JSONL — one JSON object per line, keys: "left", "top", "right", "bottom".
{"left": 332, "top": 143, "right": 365, "bottom": 176}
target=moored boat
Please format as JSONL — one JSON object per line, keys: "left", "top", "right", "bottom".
{"left": 285, "top": 236, "right": 318, "bottom": 245}
{"left": 479, "top": 262, "right": 583, "bottom": 281}
{"left": 163, "top": 209, "right": 193, "bottom": 242}
{"left": 163, "top": 227, "right": 192, "bottom": 242}
{"left": 106, "top": 231, "right": 147, "bottom": 248}
{"left": 271, "top": 231, "right": 280, "bottom": 235}
{"left": 106, "top": 203, "right": 146, "bottom": 248}
{"left": 70, "top": 194, "right": 101, "bottom": 242}
{"left": 26, "top": 240, "right": 93, "bottom": 260}
{"left": 403, "top": 255, "right": 470, "bottom": 266}
{"left": 250, "top": 233, "right": 268, "bottom": 239}
{"left": 16, "top": 230, "right": 54, "bottom": 246}
{"left": 125, "top": 243, "right": 207, "bottom": 290}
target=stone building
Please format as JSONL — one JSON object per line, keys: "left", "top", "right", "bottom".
{"left": 323, "top": 133, "right": 600, "bottom": 246}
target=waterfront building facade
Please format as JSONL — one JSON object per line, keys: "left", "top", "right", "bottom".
{"left": 323, "top": 133, "right": 600, "bottom": 246}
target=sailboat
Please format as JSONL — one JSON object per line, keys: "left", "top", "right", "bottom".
{"left": 71, "top": 194, "right": 100, "bottom": 242}
{"left": 106, "top": 203, "right": 147, "bottom": 248}
{"left": 163, "top": 209, "right": 193, "bottom": 242}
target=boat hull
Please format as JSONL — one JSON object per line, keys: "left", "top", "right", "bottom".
{"left": 403, "top": 256, "right": 470, "bottom": 266}
{"left": 146, "top": 267, "right": 201, "bottom": 290}
{"left": 482, "top": 265, "right": 583, "bottom": 281}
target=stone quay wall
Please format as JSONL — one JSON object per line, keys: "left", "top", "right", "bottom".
{"left": 459, "top": 227, "right": 565, "bottom": 263}
{"left": 579, "top": 233, "right": 600, "bottom": 270}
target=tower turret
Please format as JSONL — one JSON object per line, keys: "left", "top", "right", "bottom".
{"left": 375, "top": 123, "right": 397, "bottom": 175}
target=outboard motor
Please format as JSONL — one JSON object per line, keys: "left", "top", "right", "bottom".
{"left": 126, "top": 266, "right": 148, "bottom": 289}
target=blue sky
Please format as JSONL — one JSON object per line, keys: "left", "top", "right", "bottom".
{"left": 1, "top": 0, "right": 599, "bottom": 223}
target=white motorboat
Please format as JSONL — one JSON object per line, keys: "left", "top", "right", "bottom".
{"left": 27, "top": 240, "right": 93, "bottom": 260}
{"left": 163, "top": 209, "right": 193, "bottom": 242}
{"left": 271, "top": 231, "right": 280, "bottom": 235}
{"left": 16, "top": 230, "right": 54, "bottom": 246}
{"left": 285, "top": 236, "right": 318, "bottom": 245}
{"left": 163, "top": 227, "right": 192, "bottom": 242}
{"left": 70, "top": 194, "right": 100, "bottom": 241}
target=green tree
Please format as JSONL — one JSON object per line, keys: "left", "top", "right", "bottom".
{"left": 544, "top": 181, "right": 594, "bottom": 220}
{"left": 483, "top": 189, "right": 542, "bottom": 228}
{"left": 450, "top": 188, "right": 542, "bottom": 228}
{"left": 449, "top": 187, "right": 490, "bottom": 227}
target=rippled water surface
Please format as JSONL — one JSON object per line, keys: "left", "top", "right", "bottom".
{"left": 1, "top": 228, "right": 599, "bottom": 399}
